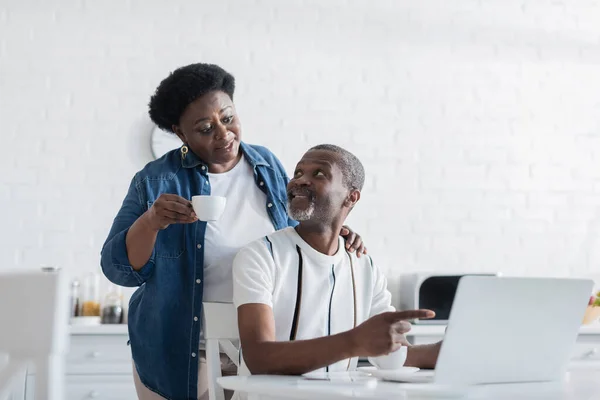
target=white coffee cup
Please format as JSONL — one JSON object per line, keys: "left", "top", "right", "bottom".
{"left": 368, "top": 346, "right": 408, "bottom": 370}
{"left": 191, "top": 195, "right": 227, "bottom": 221}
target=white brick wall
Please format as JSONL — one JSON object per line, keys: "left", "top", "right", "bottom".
{"left": 2, "top": 0, "right": 600, "bottom": 301}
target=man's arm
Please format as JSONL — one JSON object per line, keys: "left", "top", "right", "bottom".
{"left": 238, "top": 303, "right": 354, "bottom": 375}
{"left": 233, "top": 242, "right": 354, "bottom": 374}
{"left": 367, "top": 255, "right": 441, "bottom": 369}
{"left": 237, "top": 304, "right": 434, "bottom": 375}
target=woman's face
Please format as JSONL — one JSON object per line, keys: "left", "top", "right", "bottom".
{"left": 173, "top": 90, "right": 242, "bottom": 172}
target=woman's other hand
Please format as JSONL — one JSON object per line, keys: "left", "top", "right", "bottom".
{"left": 145, "top": 194, "right": 197, "bottom": 231}
{"left": 340, "top": 225, "right": 367, "bottom": 257}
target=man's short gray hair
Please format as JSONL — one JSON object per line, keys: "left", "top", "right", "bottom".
{"left": 308, "top": 144, "right": 365, "bottom": 191}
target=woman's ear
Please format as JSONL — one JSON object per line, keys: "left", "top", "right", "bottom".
{"left": 344, "top": 189, "right": 361, "bottom": 208}
{"left": 172, "top": 125, "right": 186, "bottom": 144}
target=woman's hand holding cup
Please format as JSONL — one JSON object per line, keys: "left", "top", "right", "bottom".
{"left": 145, "top": 194, "right": 197, "bottom": 231}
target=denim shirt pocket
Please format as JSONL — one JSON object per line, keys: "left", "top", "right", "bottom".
{"left": 147, "top": 201, "right": 186, "bottom": 259}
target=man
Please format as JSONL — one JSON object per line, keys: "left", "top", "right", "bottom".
{"left": 232, "top": 144, "right": 440, "bottom": 375}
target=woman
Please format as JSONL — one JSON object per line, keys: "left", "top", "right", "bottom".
{"left": 101, "top": 63, "right": 366, "bottom": 400}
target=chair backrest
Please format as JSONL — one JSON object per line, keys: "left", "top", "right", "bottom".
{"left": 202, "top": 302, "right": 240, "bottom": 400}
{"left": 0, "top": 269, "right": 70, "bottom": 400}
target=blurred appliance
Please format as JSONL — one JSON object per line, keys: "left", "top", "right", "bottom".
{"left": 399, "top": 272, "right": 499, "bottom": 324}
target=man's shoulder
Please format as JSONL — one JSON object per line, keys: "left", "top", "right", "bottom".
{"left": 348, "top": 252, "right": 380, "bottom": 276}
{"left": 233, "top": 229, "right": 296, "bottom": 280}
{"left": 242, "top": 227, "right": 296, "bottom": 255}
{"left": 361, "top": 254, "right": 376, "bottom": 269}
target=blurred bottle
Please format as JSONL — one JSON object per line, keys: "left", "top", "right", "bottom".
{"left": 101, "top": 284, "right": 123, "bottom": 324}
{"left": 81, "top": 272, "right": 101, "bottom": 317}
{"left": 70, "top": 279, "right": 81, "bottom": 318}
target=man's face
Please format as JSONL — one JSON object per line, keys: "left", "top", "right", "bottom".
{"left": 287, "top": 150, "right": 351, "bottom": 222}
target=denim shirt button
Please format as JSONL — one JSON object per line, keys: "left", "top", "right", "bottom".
{"left": 191, "top": 352, "right": 196, "bottom": 358}
{"left": 267, "top": 203, "right": 273, "bottom": 208}
{"left": 196, "top": 279, "right": 201, "bottom": 284}
{"left": 259, "top": 181, "right": 264, "bottom": 186}
{"left": 194, "top": 316, "right": 198, "bottom": 322}
{"left": 201, "top": 166, "right": 206, "bottom": 171}
{"left": 197, "top": 244, "right": 202, "bottom": 249}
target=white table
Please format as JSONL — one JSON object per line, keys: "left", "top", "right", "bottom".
{"left": 218, "top": 367, "right": 600, "bottom": 400}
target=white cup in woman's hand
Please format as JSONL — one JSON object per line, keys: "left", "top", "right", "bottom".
{"left": 192, "top": 195, "right": 227, "bottom": 221}
{"left": 368, "top": 346, "right": 408, "bottom": 370}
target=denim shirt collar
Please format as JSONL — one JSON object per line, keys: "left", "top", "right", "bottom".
{"left": 181, "top": 141, "right": 270, "bottom": 171}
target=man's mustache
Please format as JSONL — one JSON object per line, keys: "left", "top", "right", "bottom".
{"left": 287, "top": 187, "right": 315, "bottom": 200}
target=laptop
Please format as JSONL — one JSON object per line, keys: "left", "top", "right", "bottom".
{"left": 398, "top": 276, "right": 593, "bottom": 385}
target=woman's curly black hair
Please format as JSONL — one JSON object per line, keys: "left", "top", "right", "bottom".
{"left": 148, "top": 63, "right": 235, "bottom": 133}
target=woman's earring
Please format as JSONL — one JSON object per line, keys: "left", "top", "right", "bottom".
{"left": 181, "top": 145, "right": 189, "bottom": 160}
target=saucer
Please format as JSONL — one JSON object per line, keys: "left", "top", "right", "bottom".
{"left": 302, "top": 371, "right": 378, "bottom": 387}
{"left": 357, "top": 366, "right": 421, "bottom": 381}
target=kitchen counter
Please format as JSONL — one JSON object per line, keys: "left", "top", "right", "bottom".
{"left": 69, "top": 322, "right": 600, "bottom": 336}
{"left": 70, "top": 324, "right": 129, "bottom": 335}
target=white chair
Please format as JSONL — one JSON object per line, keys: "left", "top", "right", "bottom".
{"left": 0, "top": 269, "right": 69, "bottom": 400}
{"left": 202, "top": 302, "right": 240, "bottom": 400}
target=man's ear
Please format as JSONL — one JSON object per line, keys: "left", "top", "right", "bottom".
{"left": 172, "top": 125, "right": 186, "bottom": 144}
{"left": 344, "top": 189, "right": 361, "bottom": 208}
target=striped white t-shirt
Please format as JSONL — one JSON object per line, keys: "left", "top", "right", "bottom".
{"left": 232, "top": 226, "right": 394, "bottom": 374}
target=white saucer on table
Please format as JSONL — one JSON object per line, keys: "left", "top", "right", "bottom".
{"left": 357, "top": 366, "right": 422, "bottom": 381}
{"left": 301, "top": 371, "right": 378, "bottom": 387}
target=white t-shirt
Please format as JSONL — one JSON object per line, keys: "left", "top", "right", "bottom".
{"left": 233, "top": 226, "right": 394, "bottom": 374}
{"left": 203, "top": 155, "right": 276, "bottom": 303}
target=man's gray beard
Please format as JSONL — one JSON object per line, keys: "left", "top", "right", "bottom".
{"left": 287, "top": 200, "right": 315, "bottom": 221}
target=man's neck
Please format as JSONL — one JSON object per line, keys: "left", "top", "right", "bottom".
{"left": 294, "top": 221, "right": 344, "bottom": 256}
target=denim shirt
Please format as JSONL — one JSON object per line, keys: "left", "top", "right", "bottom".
{"left": 100, "top": 142, "right": 295, "bottom": 400}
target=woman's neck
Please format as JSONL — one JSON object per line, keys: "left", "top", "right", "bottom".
{"left": 207, "top": 152, "right": 243, "bottom": 173}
